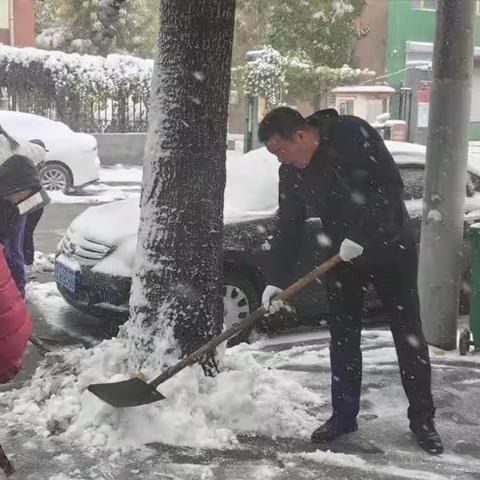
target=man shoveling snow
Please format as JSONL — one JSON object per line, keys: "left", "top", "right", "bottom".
{"left": 259, "top": 107, "right": 443, "bottom": 455}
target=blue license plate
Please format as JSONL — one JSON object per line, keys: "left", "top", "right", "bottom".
{"left": 55, "top": 262, "right": 77, "bottom": 292}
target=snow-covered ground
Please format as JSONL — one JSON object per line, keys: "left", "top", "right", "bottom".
{"left": 3, "top": 149, "right": 480, "bottom": 478}
{"left": 98, "top": 165, "right": 143, "bottom": 184}
{"left": 2, "top": 282, "right": 480, "bottom": 479}
{"left": 47, "top": 166, "right": 143, "bottom": 204}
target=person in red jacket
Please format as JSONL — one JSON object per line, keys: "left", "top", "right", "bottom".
{"left": 0, "top": 196, "right": 32, "bottom": 383}
{"left": 0, "top": 151, "right": 47, "bottom": 384}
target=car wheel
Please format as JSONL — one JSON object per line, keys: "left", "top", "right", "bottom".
{"left": 223, "top": 270, "right": 261, "bottom": 347}
{"left": 40, "top": 163, "right": 72, "bottom": 192}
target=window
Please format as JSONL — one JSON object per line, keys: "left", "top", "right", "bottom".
{"left": 338, "top": 100, "right": 354, "bottom": 116}
{"left": 413, "top": 0, "right": 479, "bottom": 13}
{"left": 399, "top": 166, "right": 425, "bottom": 200}
{"left": 398, "top": 164, "right": 473, "bottom": 200}
{"left": 469, "top": 173, "right": 480, "bottom": 194}
{"left": 411, "top": 0, "right": 437, "bottom": 10}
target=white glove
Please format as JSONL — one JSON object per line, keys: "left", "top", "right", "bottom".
{"left": 339, "top": 238, "right": 364, "bottom": 262}
{"left": 262, "top": 285, "right": 283, "bottom": 309}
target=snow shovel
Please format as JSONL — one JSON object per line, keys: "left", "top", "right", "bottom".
{"left": 88, "top": 246, "right": 362, "bottom": 408}
{"left": 29, "top": 335, "right": 53, "bottom": 356}
{"left": 0, "top": 444, "right": 14, "bottom": 478}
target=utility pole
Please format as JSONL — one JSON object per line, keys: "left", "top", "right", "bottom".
{"left": 418, "top": 0, "right": 475, "bottom": 350}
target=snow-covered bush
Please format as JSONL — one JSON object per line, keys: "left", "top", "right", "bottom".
{"left": 284, "top": 53, "right": 376, "bottom": 100}
{"left": 0, "top": 45, "right": 375, "bottom": 131}
{"left": 0, "top": 45, "right": 153, "bottom": 132}
{"left": 237, "top": 46, "right": 375, "bottom": 107}
{"left": 243, "top": 46, "right": 286, "bottom": 107}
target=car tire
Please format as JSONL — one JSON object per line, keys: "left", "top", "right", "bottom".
{"left": 40, "top": 163, "right": 72, "bottom": 192}
{"left": 223, "top": 270, "right": 261, "bottom": 347}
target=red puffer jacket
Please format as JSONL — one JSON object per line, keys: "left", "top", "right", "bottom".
{"left": 0, "top": 244, "right": 32, "bottom": 383}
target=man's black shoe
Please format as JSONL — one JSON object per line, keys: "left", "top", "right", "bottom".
{"left": 311, "top": 415, "right": 358, "bottom": 444}
{"left": 410, "top": 417, "right": 444, "bottom": 455}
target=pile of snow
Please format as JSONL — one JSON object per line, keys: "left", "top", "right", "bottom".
{"left": 0, "top": 337, "right": 322, "bottom": 452}
{"left": 26, "top": 282, "right": 73, "bottom": 330}
{"left": 32, "top": 251, "right": 55, "bottom": 273}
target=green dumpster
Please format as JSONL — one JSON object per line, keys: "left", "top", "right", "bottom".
{"left": 459, "top": 223, "right": 480, "bottom": 354}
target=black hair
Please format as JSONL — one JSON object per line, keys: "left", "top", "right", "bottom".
{"left": 258, "top": 107, "right": 308, "bottom": 143}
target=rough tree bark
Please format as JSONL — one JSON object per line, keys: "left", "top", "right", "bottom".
{"left": 127, "top": 0, "right": 236, "bottom": 373}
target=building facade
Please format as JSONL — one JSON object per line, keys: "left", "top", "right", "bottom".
{"left": 385, "top": 0, "right": 480, "bottom": 141}
{"left": 0, "top": 0, "right": 35, "bottom": 47}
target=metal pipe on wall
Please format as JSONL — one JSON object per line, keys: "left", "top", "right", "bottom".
{"left": 8, "top": 0, "right": 14, "bottom": 46}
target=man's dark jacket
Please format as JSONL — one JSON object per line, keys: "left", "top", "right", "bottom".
{"left": 267, "top": 109, "right": 416, "bottom": 288}
{"left": 0, "top": 154, "right": 44, "bottom": 296}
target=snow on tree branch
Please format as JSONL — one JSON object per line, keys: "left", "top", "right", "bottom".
{"left": 239, "top": 46, "right": 375, "bottom": 106}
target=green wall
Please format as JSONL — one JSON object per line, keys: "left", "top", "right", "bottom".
{"left": 386, "top": 1, "right": 480, "bottom": 139}
{"left": 470, "top": 123, "right": 480, "bottom": 141}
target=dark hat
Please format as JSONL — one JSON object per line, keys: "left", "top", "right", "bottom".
{"left": 0, "top": 154, "right": 42, "bottom": 198}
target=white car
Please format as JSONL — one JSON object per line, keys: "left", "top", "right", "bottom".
{"left": 0, "top": 110, "right": 100, "bottom": 192}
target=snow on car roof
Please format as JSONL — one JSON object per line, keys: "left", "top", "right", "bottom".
{"left": 71, "top": 141, "right": 480, "bottom": 245}
{"left": 0, "top": 109, "right": 68, "bottom": 126}
{"left": 0, "top": 110, "right": 72, "bottom": 138}
{"left": 224, "top": 148, "right": 279, "bottom": 222}
{"left": 385, "top": 141, "right": 480, "bottom": 176}
{"left": 385, "top": 140, "right": 426, "bottom": 156}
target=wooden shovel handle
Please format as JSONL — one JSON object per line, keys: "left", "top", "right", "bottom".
{"left": 150, "top": 253, "right": 343, "bottom": 389}
{"left": 276, "top": 253, "right": 342, "bottom": 303}
{"left": 0, "top": 444, "right": 14, "bottom": 477}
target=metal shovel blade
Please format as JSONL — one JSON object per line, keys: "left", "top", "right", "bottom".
{"left": 87, "top": 377, "right": 166, "bottom": 408}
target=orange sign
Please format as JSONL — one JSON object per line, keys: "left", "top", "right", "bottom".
{"left": 417, "top": 81, "right": 432, "bottom": 104}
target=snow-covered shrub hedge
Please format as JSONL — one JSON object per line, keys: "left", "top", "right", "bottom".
{"left": 0, "top": 45, "right": 375, "bottom": 130}
{"left": 0, "top": 45, "right": 153, "bottom": 132}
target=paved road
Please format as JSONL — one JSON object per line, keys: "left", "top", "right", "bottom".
{"left": 2, "top": 333, "right": 480, "bottom": 480}
{"left": 35, "top": 203, "right": 89, "bottom": 254}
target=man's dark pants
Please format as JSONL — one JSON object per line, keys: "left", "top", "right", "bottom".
{"left": 23, "top": 208, "right": 44, "bottom": 266}
{"left": 325, "top": 243, "right": 435, "bottom": 425}
{"left": 3, "top": 215, "right": 27, "bottom": 297}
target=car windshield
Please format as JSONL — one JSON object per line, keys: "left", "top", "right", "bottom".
{"left": 399, "top": 166, "right": 425, "bottom": 200}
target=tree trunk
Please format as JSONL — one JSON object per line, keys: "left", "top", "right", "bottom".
{"left": 127, "top": 0, "right": 236, "bottom": 372}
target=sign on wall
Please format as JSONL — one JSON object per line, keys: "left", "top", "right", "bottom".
{"left": 417, "top": 80, "right": 432, "bottom": 128}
